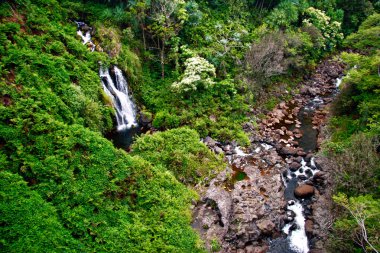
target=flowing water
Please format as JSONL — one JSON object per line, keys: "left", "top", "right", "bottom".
{"left": 100, "top": 66, "right": 138, "bottom": 131}
{"left": 75, "top": 21, "right": 139, "bottom": 149}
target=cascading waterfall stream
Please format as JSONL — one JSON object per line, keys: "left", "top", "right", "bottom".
{"left": 100, "top": 66, "right": 138, "bottom": 131}
{"left": 75, "top": 21, "right": 138, "bottom": 133}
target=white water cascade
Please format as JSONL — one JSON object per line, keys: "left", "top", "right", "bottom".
{"left": 283, "top": 201, "right": 309, "bottom": 253}
{"left": 75, "top": 21, "right": 95, "bottom": 52}
{"left": 100, "top": 66, "right": 138, "bottom": 131}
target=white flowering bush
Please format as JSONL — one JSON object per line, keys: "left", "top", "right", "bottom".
{"left": 172, "top": 56, "right": 216, "bottom": 93}
{"left": 302, "top": 7, "right": 344, "bottom": 50}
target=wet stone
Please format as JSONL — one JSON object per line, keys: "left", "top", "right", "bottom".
{"left": 289, "top": 162, "right": 301, "bottom": 172}
{"left": 305, "top": 169, "right": 313, "bottom": 177}
{"left": 294, "top": 184, "right": 315, "bottom": 198}
{"left": 298, "top": 175, "right": 308, "bottom": 181}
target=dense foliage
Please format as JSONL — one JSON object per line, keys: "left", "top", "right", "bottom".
{"left": 0, "top": 1, "right": 208, "bottom": 252}
{"left": 325, "top": 13, "right": 380, "bottom": 253}
{"left": 1, "top": 0, "right": 379, "bottom": 252}
{"left": 131, "top": 127, "right": 224, "bottom": 184}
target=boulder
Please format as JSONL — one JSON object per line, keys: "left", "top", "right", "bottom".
{"left": 305, "top": 219, "right": 314, "bottom": 237}
{"left": 279, "top": 147, "right": 297, "bottom": 156}
{"left": 289, "top": 162, "right": 301, "bottom": 172}
{"left": 294, "top": 184, "right": 315, "bottom": 198}
{"left": 214, "top": 146, "right": 223, "bottom": 154}
{"left": 204, "top": 136, "right": 216, "bottom": 147}
{"left": 257, "top": 220, "right": 275, "bottom": 235}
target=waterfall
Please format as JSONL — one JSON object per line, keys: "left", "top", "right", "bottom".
{"left": 100, "top": 66, "right": 138, "bottom": 131}
{"left": 74, "top": 21, "right": 138, "bottom": 132}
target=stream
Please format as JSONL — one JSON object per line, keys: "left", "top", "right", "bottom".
{"left": 194, "top": 59, "right": 345, "bottom": 253}
{"left": 74, "top": 20, "right": 346, "bottom": 252}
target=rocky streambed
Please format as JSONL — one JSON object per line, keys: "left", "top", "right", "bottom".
{"left": 193, "top": 59, "right": 345, "bottom": 253}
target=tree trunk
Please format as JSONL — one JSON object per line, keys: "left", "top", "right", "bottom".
{"left": 140, "top": 23, "right": 146, "bottom": 51}
{"left": 160, "top": 39, "right": 165, "bottom": 79}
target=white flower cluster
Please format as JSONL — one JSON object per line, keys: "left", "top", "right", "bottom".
{"left": 303, "top": 7, "right": 343, "bottom": 49}
{"left": 172, "top": 56, "right": 216, "bottom": 93}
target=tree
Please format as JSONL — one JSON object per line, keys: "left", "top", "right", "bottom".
{"left": 130, "top": 0, "right": 150, "bottom": 50}
{"left": 148, "top": 0, "right": 188, "bottom": 78}
{"left": 244, "top": 31, "right": 288, "bottom": 88}
{"left": 302, "top": 7, "right": 344, "bottom": 50}
{"left": 333, "top": 194, "right": 380, "bottom": 253}
{"left": 171, "top": 56, "right": 216, "bottom": 94}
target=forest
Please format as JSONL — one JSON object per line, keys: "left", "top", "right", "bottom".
{"left": 0, "top": 0, "right": 379, "bottom": 252}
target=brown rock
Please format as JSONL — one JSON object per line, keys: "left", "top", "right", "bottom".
{"left": 294, "top": 185, "right": 315, "bottom": 198}
{"left": 279, "top": 147, "right": 297, "bottom": 155}
{"left": 257, "top": 220, "right": 275, "bottom": 235}
{"left": 246, "top": 245, "right": 269, "bottom": 253}
{"left": 289, "top": 162, "right": 301, "bottom": 171}
{"left": 279, "top": 101, "right": 287, "bottom": 109}
{"left": 305, "top": 219, "right": 314, "bottom": 236}
{"left": 297, "top": 150, "right": 307, "bottom": 156}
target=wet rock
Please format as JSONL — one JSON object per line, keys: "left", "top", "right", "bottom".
{"left": 298, "top": 175, "right": 308, "bottom": 180}
{"left": 305, "top": 219, "right": 314, "bottom": 237}
{"left": 289, "top": 162, "right": 301, "bottom": 172}
{"left": 223, "top": 145, "right": 232, "bottom": 152}
{"left": 285, "top": 178, "right": 297, "bottom": 200}
{"left": 305, "top": 153, "right": 313, "bottom": 162}
{"left": 314, "top": 171, "right": 326, "bottom": 179}
{"left": 309, "top": 250, "right": 325, "bottom": 253}
{"left": 305, "top": 169, "right": 313, "bottom": 177}
{"left": 279, "top": 147, "right": 297, "bottom": 156}
{"left": 297, "top": 150, "right": 307, "bottom": 156}
{"left": 294, "top": 184, "right": 315, "bottom": 198}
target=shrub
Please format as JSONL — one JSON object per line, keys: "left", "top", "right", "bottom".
{"left": 152, "top": 110, "right": 181, "bottom": 129}
{"left": 326, "top": 133, "right": 380, "bottom": 196}
{"left": 172, "top": 56, "right": 216, "bottom": 94}
{"left": 131, "top": 127, "right": 225, "bottom": 184}
{"left": 344, "top": 13, "right": 380, "bottom": 51}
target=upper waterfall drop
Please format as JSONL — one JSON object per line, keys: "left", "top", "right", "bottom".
{"left": 75, "top": 21, "right": 95, "bottom": 52}
{"left": 100, "top": 66, "right": 138, "bottom": 131}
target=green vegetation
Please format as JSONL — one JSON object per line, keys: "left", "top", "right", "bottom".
{"left": 324, "top": 13, "right": 380, "bottom": 253}
{"left": 131, "top": 127, "right": 225, "bottom": 184}
{"left": 1, "top": 0, "right": 379, "bottom": 252}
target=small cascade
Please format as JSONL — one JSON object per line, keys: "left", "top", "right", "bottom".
{"left": 282, "top": 201, "right": 309, "bottom": 253}
{"left": 75, "top": 21, "right": 95, "bottom": 52}
{"left": 335, "top": 76, "right": 343, "bottom": 87}
{"left": 100, "top": 66, "right": 138, "bottom": 131}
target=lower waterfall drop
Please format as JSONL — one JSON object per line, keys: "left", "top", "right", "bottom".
{"left": 100, "top": 66, "right": 138, "bottom": 131}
